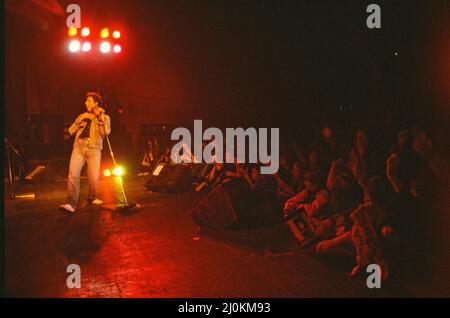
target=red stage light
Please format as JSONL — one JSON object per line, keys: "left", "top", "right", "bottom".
{"left": 113, "top": 44, "right": 122, "bottom": 53}
{"left": 100, "top": 28, "right": 110, "bottom": 38}
{"left": 82, "top": 41, "right": 92, "bottom": 52}
{"left": 68, "top": 27, "right": 77, "bottom": 37}
{"left": 81, "top": 27, "right": 90, "bottom": 37}
{"left": 100, "top": 41, "right": 111, "bottom": 53}
{"left": 68, "top": 40, "right": 81, "bottom": 53}
{"left": 112, "top": 30, "right": 121, "bottom": 39}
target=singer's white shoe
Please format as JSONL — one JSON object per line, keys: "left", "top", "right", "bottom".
{"left": 59, "top": 204, "right": 76, "bottom": 213}
{"left": 88, "top": 199, "right": 103, "bottom": 205}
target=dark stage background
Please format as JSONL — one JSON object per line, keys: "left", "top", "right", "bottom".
{"left": 4, "top": 0, "right": 450, "bottom": 167}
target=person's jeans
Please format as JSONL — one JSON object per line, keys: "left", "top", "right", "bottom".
{"left": 66, "top": 139, "right": 102, "bottom": 208}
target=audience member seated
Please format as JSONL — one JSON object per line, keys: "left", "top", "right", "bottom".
{"left": 138, "top": 138, "right": 156, "bottom": 176}
{"left": 274, "top": 154, "right": 297, "bottom": 200}
{"left": 306, "top": 148, "right": 327, "bottom": 186}
{"left": 222, "top": 161, "right": 246, "bottom": 184}
{"left": 283, "top": 171, "right": 330, "bottom": 219}
{"left": 195, "top": 162, "right": 231, "bottom": 192}
{"left": 327, "top": 159, "right": 363, "bottom": 214}
{"left": 349, "top": 131, "right": 370, "bottom": 189}
{"left": 348, "top": 177, "right": 399, "bottom": 281}
{"left": 159, "top": 147, "right": 175, "bottom": 165}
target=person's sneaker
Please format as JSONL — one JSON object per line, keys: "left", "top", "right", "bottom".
{"left": 88, "top": 199, "right": 103, "bottom": 205}
{"left": 59, "top": 204, "right": 75, "bottom": 213}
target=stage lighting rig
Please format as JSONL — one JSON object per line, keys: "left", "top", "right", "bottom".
{"left": 67, "top": 26, "right": 122, "bottom": 54}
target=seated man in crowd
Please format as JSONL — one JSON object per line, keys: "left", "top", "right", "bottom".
{"left": 283, "top": 171, "right": 329, "bottom": 219}
{"left": 315, "top": 177, "right": 393, "bottom": 281}
{"left": 274, "top": 154, "right": 297, "bottom": 200}
{"left": 222, "top": 160, "right": 246, "bottom": 184}
{"left": 282, "top": 172, "right": 331, "bottom": 245}
{"left": 314, "top": 157, "right": 365, "bottom": 252}
{"left": 137, "top": 138, "right": 156, "bottom": 176}
{"left": 315, "top": 130, "right": 379, "bottom": 253}
{"left": 194, "top": 161, "right": 236, "bottom": 192}
{"left": 195, "top": 162, "right": 223, "bottom": 192}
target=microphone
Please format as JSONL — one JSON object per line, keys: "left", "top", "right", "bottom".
{"left": 93, "top": 106, "right": 105, "bottom": 114}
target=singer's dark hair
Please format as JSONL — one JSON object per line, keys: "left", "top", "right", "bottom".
{"left": 86, "top": 92, "right": 104, "bottom": 107}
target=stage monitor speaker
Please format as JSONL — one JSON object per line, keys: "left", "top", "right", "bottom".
{"left": 189, "top": 179, "right": 254, "bottom": 230}
{"left": 145, "top": 163, "right": 193, "bottom": 193}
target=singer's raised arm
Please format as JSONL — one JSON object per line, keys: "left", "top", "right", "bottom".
{"left": 98, "top": 114, "right": 111, "bottom": 136}
{"left": 69, "top": 115, "right": 83, "bottom": 136}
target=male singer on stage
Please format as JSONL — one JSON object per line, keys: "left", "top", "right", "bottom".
{"left": 59, "top": 92, "right": 111, "bottom": 213}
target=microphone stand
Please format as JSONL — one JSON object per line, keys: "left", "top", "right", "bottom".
{"left": 4, "top": 138, "right": 35, "bottom": 199}
{"left": 4, "top": 138, "right": 21, "bottom": 158}
{"left": 5, "top": 138, "right": 16, "bottom": 198}
{"left": 96, "top": 111, "right": 141, "bottom": 213}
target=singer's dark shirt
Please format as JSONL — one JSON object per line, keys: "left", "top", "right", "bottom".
{"left": 79, "top": 118, "right": 92, "bottom": 139}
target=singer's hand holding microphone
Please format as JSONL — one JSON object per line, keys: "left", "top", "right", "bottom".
{"left": 93, "top": 106, "right": 106, "bottom": 123}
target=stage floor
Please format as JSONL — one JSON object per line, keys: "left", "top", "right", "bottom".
{"left": 4, "top": 176, "right": 449, "bottom": 297}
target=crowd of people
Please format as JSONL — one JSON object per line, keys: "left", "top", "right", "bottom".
{"left": 137, "top": 122, "right": 449, "bottom": 281}
{"left": 137, "top": 136, "right": 173, "bottom": 176}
